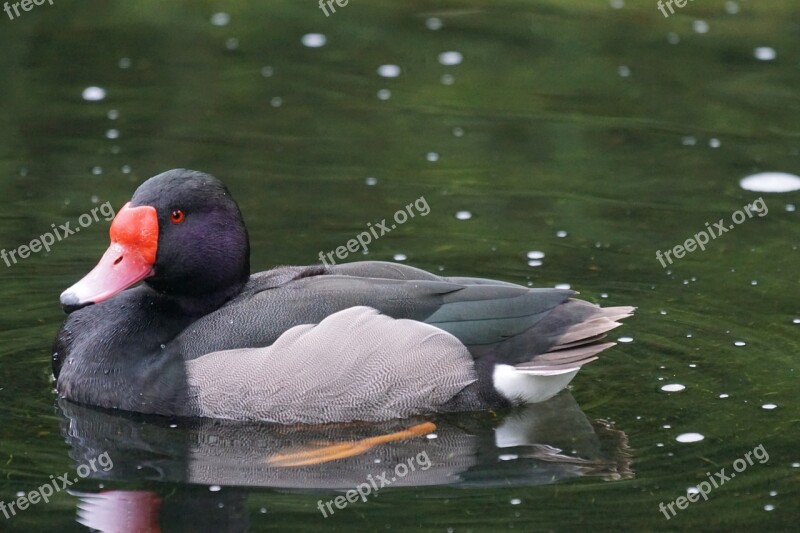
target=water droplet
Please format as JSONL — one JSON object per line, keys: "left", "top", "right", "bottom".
{"left": 510, "top": 498, "right": 522, "bottom": 505}
{"left": 261, "top": 66, "right": 274, "bottom": 77}
{"left": 169, "top": 423, "right": 177, "bottom": 428}
{"left": 764, "top": 504, "right": 775, "bottom": 512}
{"left": 769, "top": 490, "right": 778, "bottom": 497}
{"left": 438, "top": 51, "right": 463, "bottom": 66}
{"left": 498, "top": 454, "right": 518, "bottom": 461}
{"left": 105, "top": 129, "right": 119, "bottom": 140}
{"left": 734, "top": 341, "right": 746, "bottom": 347}
{"left": 377, "top": 64, "right": 401, "bottom": 78}
{"left": 270, "top": 96, "right": 283, "bottom": 107}
{"left": 793, "top": 318, "right": 800, "bottom": 324}
{"left": 377, "top": 89, "right": 391, "bottom": 100}
{"left": 365, "top": 177, "right": 377, "bottom": 186}
{"left": 527, "top": 260, "right": 542, "bottom": 267}
{"left": 426, "top": 152, "right": 439, "bottom": 162}
{"left": 556, "top": 230, "right": 568, "bottom": 238}
{"left": 527, "top": 251, "right": 545, "bottom": 260}
{"left": 751, "top": 280, "right": 758, "bottom": 286}
{"left": 719, "top": 393, "right": 729, "bottom": 399}
{"left": 393, "top": 253, "right": 407, "bottom": 261}
{"left": 600, "top": 293, "right": 609, "bottom": 298}
{"left": 121, "top": 165, "right": 131, "bottom": 174}
{"left": 301, "top": 33, "right": 326, "bottom": 48}
{"left": 91, "top": 166, "right": 103, "bottom": 175}
{"left": 426, "top": 433, "right": 438, "bottom": 440}
{"left": 107, "top": 109, "right": 119, "bottom": 120}
{"left": 555, "top": 283, "right": 571, "bottom": 290}
{"left": 455, "top": 211, "right": 472, "bottom": 220}
{"left": 724, "top": 1, "right": 739, "bottom": 15}
{"left": 667, "top": 32, "right": 680, "bottom": 45}
{"left": 260, "top": 508, "right": 267, "bottom": 514}
{"left": 661, "top": 384, "right": 685, "bottom": 392}
{"left": 762, "top": 403, "right": 778, "bottom": 410}
{"left": 740, "top": 172, "right": 800, "bottom": 192}
{"left": 660, "top": 309, "right": 668, "bottom": 315}
{"left": 82, "top": 86, "right": 106, "bottom": 102}
{"left": 209, "top": 485, "right": 221, "bottom": 492}
{"left": 609, "top": 0, "right": 624, "bottom": 8}
{"left": 440, "top": 74, "right": 455, "bottom": 85}
{"left": 676, "top": 432, "right": 704, "bottom": 443}
{"left": 754, "top": 47, "right": 776, "bottom": 61}
{"left": 425, "top": 17, "right": 442, "bottom": 30}
{"left": 693, "top": 20, "right": 709, "bottom": 34}
{"left": 118, "top": 57, "right": 131, "bottom": 69}
{"left": 211, "top": 12, "right": 230, "bottom": 26}
{"left": 452, "top": 127, "right": 464, "bottom": 137}
{"left": 617, "top": 65, "right": 631, "bottom": 77}
{"left": 225, "top": 38, "right": 239, "bottom": 51}
{"left": 618, "top": 336, "right": 634, "bottom": 343}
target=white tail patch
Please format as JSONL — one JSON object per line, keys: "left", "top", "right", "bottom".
{"left": 492, "top": 364, "right": 579, "bottom": 405}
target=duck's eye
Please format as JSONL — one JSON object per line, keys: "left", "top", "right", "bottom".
{"left": 170, "top": 210, "right": 185, "bottom": 224}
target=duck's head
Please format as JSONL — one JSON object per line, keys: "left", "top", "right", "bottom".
{"left": 60, "top": 169, "right": 250, "bottom": 313}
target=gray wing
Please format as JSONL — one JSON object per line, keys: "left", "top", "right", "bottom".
{"left": 179, "top": 307, "right": 477, "bottom": 424}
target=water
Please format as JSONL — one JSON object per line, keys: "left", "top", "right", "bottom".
{"left": 0, "top": 1, "right": 798, "bottom": 531}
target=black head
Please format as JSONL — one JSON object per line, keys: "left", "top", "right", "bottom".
{"left": 60, "top": 169, "right": 250, "bottom": 313}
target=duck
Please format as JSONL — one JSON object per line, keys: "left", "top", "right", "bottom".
{"left": 53, "top": 169, "right": 634, "bottom": 424}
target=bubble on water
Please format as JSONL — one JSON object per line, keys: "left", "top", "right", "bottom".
{"left": 82, "top": 86, "right": 106, "bottom": 102}
{"left": 527, "top": 260, "right": 542, "bottom": 267}
{"left": 365, "top": 177, "right": 378, "bottom": 186}
{"left": 556, "top": 230, "right": 568, "bottom": 238}
{"left": 769, "top": 490, "right": 778, "bottom": 497}
{"left": 764, "top": 504, "right": 775, "bottom": 512}
{"left": 440, "top": 74, "right": 455, "bottom": 85}
{"left": 786, "top": 204, "right": 796, "bottom": 212}
{"left": 260, "top": 508, "right": 267, "bottom": 514}
{"left": 719, "top": 393, "right": 729, "bottom": 399}
{"left": 793, "top": 318, "right": 800, "bottom": 324}
{"left": 792, "top": 463, "right": 800, "bottom": 468}
{"left": 377, "top": 89, "right": 391, "bottom": 101}
{"left": 676, "top": 432, "right": 704, "bottom": 443}
{"left": 734, "top": 341, "right": 746, "bottom": 347}
{"left": 693, "top": 20, "right": 709, "bottom": 34}
{"left": 452, "top": 127, "right": 464, "bottom": 137}
{"left": 211, "top": 12, "right": 230, "bottom": 26}
{"left": 438, "top": 51, "right": 463, "bottom": 66}
{"left": 740, "top": 172, "right": 800, "bottom": 192}
{"left": 527, "top": 251, "right": 545, "bottom": 260}
{"left": 600, "top": 293, "right": 609, "bottom": 298}
{"left": 377, "top": 64, "right": 401, "bottom": 78}
{"left": 725, "top": 1, "right": 739, "bottom": 15}
{"left": 709, "top": 138, "right": 721, "bottom": 148}
{"left": 661, "top": 384, "right": 685, "bottom": 392}
{"left": 762, "top": 403, "right": 778, "bottom": 410}
{"left": 301, "top": 33, "right": 326, "bottom": 48}
{"left": 617, "top": 65, "right": 631, "bottom": 77}
{"left": 107, "top": 109, "right": 119, "bottom": 120}
{"left": 118, "top": 57, "right": 131, "bottom": 69}
{"left": 426, "top": 17, "right": 443, "bottom": 30}
{"left": 455, "top": 211, "right": 472, "bottom": 220}
{"left": 105, "top": 129, "right": 119, "bottom": 139}
{"left": 660, "top": 310, "right": 668, "bottom": 315}
{"left": 426, "top": 152, "right": 439, "bottom": 162}
{"left": 751, "top": 280, "right": 758, "bottom": 286}
{"left": 555, "top": 283, "right": 571, "bottom": 290}
{"left": 209, "top": 485, "right": 221, "bottom": 492}
{"left": 754, "top": 47, "right": 776, "bottom": 61}
{"left": 91, "top": 166, "right": 103, "bottom": 175}
{"left": 510, "top": 498, "right": 522, "bottom": 505}
{"left": 121, "top": 165, "right": 131, "bottom": 174}
{"left": 270, "top": 97, "right": 283, "bottom": 107}
{"left": 393, "top": 253, "right": 407, "bottom": 261}
{"left": 261, "top": 66, "right": 274, "bottom": 77}
{"left": 618, "top": 336, "right": 634, "bottom": 343}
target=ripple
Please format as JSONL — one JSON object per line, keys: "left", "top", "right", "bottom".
{"left": 740, "top": 172, "right": 800, "bottom": 192}
{"left": 82, "top": 86, "right": 106, "bottom": 102}
{"left": 661, "top": 384, "right": 685, "bottom": 392}
{"left": 377, "top": 64, "right": 401, "bottom": 78}
{"left": 676, "top": 432, "right": 704, "bottom": 443}
{"left": 301, "top": 33, "right": 326, "bottom": 48}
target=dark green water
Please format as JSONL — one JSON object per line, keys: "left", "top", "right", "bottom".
{"left": 0, "top": 0, "right": 798, "bottom": 531}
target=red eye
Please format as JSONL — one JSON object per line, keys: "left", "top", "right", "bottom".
{"left": 170, "top": 210, "right": 185, "bottom": 224}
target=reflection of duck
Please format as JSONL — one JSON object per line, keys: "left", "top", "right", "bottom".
{"left": 58, "top": 391, "right": 632, "bottom": 491}
{"left": 54, "top": 169, "right": 634, "bottom": 423}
